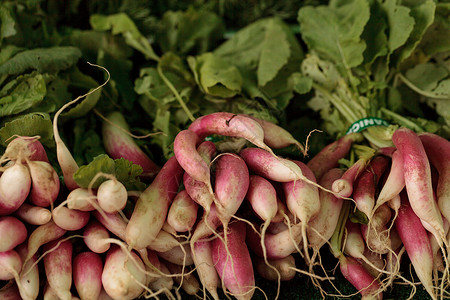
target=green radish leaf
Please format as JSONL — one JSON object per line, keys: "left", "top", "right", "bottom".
{"left": 74, "top": 154, "right": 115, "bottom": 188}
{"left": 0, "top": 112, "right": 53, "bottom": 147}
{"left": 61, "top": 87, "right": 102, "bottom": 119}
{"left": 114, "top": 158, "right": 146, "bottom": 191}
{"left": 0, "top": 4, "right": 16, "bottom": 44}
{"left": 381, "top": 0, "right": 415, "bottom": 54}
{"left": 405, "top": 63, "right": 448, "bottom": 91}
{"left": 418, "top": 4, "right": 450, "bottom": 56}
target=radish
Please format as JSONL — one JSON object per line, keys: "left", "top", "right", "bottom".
{"left": 146, "top": 229, "right": 182, "bottom": 253}
{"left": 102, "top": 111, "right": 160, "bottom": 179}
{"left": 254, "top": 255, "right": 296, "bottom": 282}
{"left": 5, "top": 136, "right": 49, "bottom": 163}
{"left": 360, "top": 248, "right": 385, "bottom": 279}
{"left": 157, "top": 243, "right": 194, "bottom": 266}
{"left": 0, "top": 250, "right": 22, "bottom": 281}
{"left": 147, "top": 260, "right": 174, "bottom": 298}
{"left": 98, "top": 289, "right": 114, "bottom": 300}
{"left": 102, "top": 246, "right": 146, "bottom": 300}
{"left": 192, "top": 240, "right": 220, "bottom": 300}
{"left": 307, "top": 133, "right": 360, "bottom": 180}
{"left": 25, "top": 220, "right": 66, "bottom": 264}
{"left": 167, "top": 190, "right": 199, "bottom": 232}
{"left": 353, "top": 155, "right": 389, "bottom": 219}
{"left": 361, "top": 204, "right": 392, "bottom": 255}
{"left": 374, "top": 150, "right": 405, "bottom": 213}
{"left": 0, "top": 216, "right": 27, "bottom": 252}
{"left": 52, "top": 206, "right": 90, "bottom": 231}
{"left": 16, "top": 244, "right": 39, "bottom": 300}
{"left": 0, "top": 282, "right": 21, "bottom": 300}
{"left": 66, "top": 187, "right": 96, "bottom": 211}
{"left": 27, "top": 160, "right": 60, "bottom": 207}
{"left": 392, "top": 128, "right": 445, "bottom": 247}
{"left": 43, "top": 239, "right": 73, "bottom": 300}
{"left": 73, "top": 251, "right": 103, "bottom": 300}
{"left": 332, "top": 157, "right": 369, "bottom": 198}
{"left": 92, "top": 210, "right": 127, "bottom": 241}
{"left": 165, "top": 261, "right": 200, "bottom": 296}
{"left": 212, "top": 221, "right": 255, "bottom": 300}
{"left": 339, "top": 255, "right": 383, "bottom": 300}
{"left": 395, "top": 191, "right": 436, "bottom": 299}
{"left": 126, "top": 156, "right": 183, "bottom": 250}
{"left": 0, "top": 161, "right": 31, "bottom": 215}
{"left": 83, "top": 220, "right": 111, "bottom": 253}
{"left": 96, "top": 179, "right": 128, "bottom": 213}
{"left": 162, "top": 221, "right": 177, "bottom": 236}
{"left": 418, "top": 132, "right": 450, "bottom": 227}
{"left": 14, "top": 203, "right": 52, "bottom": 225}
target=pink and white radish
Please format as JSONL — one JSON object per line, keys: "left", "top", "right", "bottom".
{"left": 43, "top": 239, "right": 73, "bottom": 300}
{"left": 14, "top": 203, "right": 51, "bottom": 225}
{"left": 165, "top": 261, "right": 200, "bottom": 296}
{"left": 83, "top": 220, "right": 111, "bottom": 254}
{"left": 331, "top": 157, "right": 370, "bottom": 198}
{"left": 0, "top": 161, "right": 31, "bottom": 215}
{"left": 191, "top": 240, "right": 220, "bottom": 300}
{"left": 27, "top": 160, "right": 60, "bottom": 207}
{"left": 361, "top": 204, "right": 392, "bottom": 255}
{"left": 66, "top": 187, "right": 96, "bottom": 211}
{"left": 73, "top": 251, "right": 103, "bottom": 300}
{"left": 25, "top": 220, "right": 66, "bottom": 264}
{"left": 52, "top": 206, "right": 90, "bottom": 231}
{"left": 0, "top": 250, "right": 22, "bottom": 281}
{"left": 167, "top": 190, "right": 199, "bottom": 232}
{"left": 4, "top": 136, "right": 49, "bottom": 163}
{"left": 0, "top": 282, "right": 21, "bottom": 300}
{"left": 96, "top": 179, "right": 128, "bottom": 213}
{"left": 0, "top": 216, "right": 27, "bottom": 252}
{"left": 254, "top": 255, "right": 297, "bottom": 282}
{"left": 157, "top": 243, "right": 194, "bottom": 266}
{"left": 16, "top": 244, "right": 39, "bottom": 300}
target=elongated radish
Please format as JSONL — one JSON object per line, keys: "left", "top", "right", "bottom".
{"left": 307, "top": 133, "right": 360, "bottom": 180}
{"left": 240, "top": 148, "right": 303, "bottom": 182}
{"left": 392, "top": 128, "right": 445, "bottom": 246}
{"left": 73, "top": 251, "right": 103, "bottom": 300}
{"left": 339, "top": 255, "right": 382, "bottom": 300}
{"left": 254, "top": 255, "right": 296, "bottom": 281}
{"left": 147, "top": 229, "right": 182, "bottom": 253}
{"left": 167, "top": 190, "right": 198, "bottom": 232}
{"left": 375, "top": 150, "right": 405, "bottom": 213}
{"left": 361, "top": 204, "right": 392, "bottom": 255}
{"left": 126, "top": 156, "right": 183, "bottom": 250}
{"left": 0, "top": 282, "right": 21, "bottom": 300}
{"left": 418, "top": 132, "right": 450, "bottom": 226}
{"left": 96, "top": 179, "right": 128, "bottom": 213}
{"left": 27, "top": 160, "right": 60, "bottom": 207}
{"left": 15, "top": 203, "right": 51, "bottom": 225}
{"left": 246, "top": 175, "right": 278, "bottom": 223}
{"left": 188, "top": 112, "right": 270, "bottom": 152}
{"left": 332, "top": 157, "right": 368, "bottom": 198}
{"left": 102, "top": 111, "right": 160, "bottom": 178}
{"left": 192, "top": 240, "right": 220, "bottom": 300}
{"left": 307, "top": 168, "right": 345, "bottom": 249}
{"left": 52, "top": 206, "right": 90, "bottom": 231}
{"left": 246, "top": 115, "right": 305, "bottom": 153}
{"left": 395, "top": 191, "right": 436, "bottom": 299}
{"left": 158, "top": 243, "right": 193, "bottom": 266}
{"left": 25, "top": 220, "right": 66, "bottom": 264}
{"left": 0, "top": 161, "right": 31, "bottom": 215}
{"left": 147, "top": 260, "right": 174, "bottom": 296}
{"left": 165, "top": 261, "right": 200, "bottom": 296}
{"left": 0, "top": 216, "right": 27, "bottom": 252}
{"left": 212, "top": 221, "right": 255, "bottom": 300}
{"left": 102, "top": 246, "right": 146, "bottom": 300}
{"left": 43, "top": 239, "right": 73, "bottom": 300}
{"left": 0, "top": 250, "right": 22, "bottom": 280}
{"left": 93, "top": 211, "right": 127, "bottom": 241}
{"left": 353, "top": 156, "right": 389, "bottom": 219}
{"left": 361, "top": 248, "right": 385, "bottom": 279}
{"left": 66, "top": 188, "right": 96, "bottom": 211}
{"left": 83, "top": 220, "right": 111, "bottom": 253}
{"left": 16, "top": 244, "right": 39, "bottom": 300}
{"left": 247, "top": 222, "right": 303, "bottom": 259}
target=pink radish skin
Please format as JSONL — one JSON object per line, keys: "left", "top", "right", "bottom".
{"left": 27, "top": 160, "right": 60, "bottom": 207}
{"left": 392, "top": 128, "right": 445, "bottom": 245}
{"left": 93, "top": 211, "right": 127, "bottom": 241}
{"left": 375, "top": 150, "right": 405, "bottom": 212}
{"left": 418, "top": 132, "right": 450, "bottom": 226}
{"left": 66, "top": 188, "right": 96, "bottom": 211}
{"left": 212, "top": 221, "right": 255, "bottom": 300}
{"left": 240, "top": 148, "right": 303, "bottom": 182}
{"left": 0, "top": 161, "right": 31, "bottom": 215}
{"left": 307, "top": 133, "right": 359, "bottom": 181}
{"left": 254, "top": 255, "right": 296, "bottom": 281}
{"left": 395, "top": 192, "right": 435, "bottom": 299}
{"left": 97, "top": 179, "right": 128, "bottom": 213}
{"left": 167, "top": 190, "right": 199, "bottom": 232}
{"left": 0, "top": 216, "right": 27, "bottom": 252}
{"left": 126, "top": 156, "right": 183, "bottom": 250}
{"left": 84, "top": 220, "right": 111, "bottom": 254}
{"left": 7, "top": 137, "right": 49, "bottom": 163}
{"left": 339, "top": 255, "right": 383, "bottom": 300}
{"left": 43, "top": 239, "right": 73, "bottom": 300}
{"left": 25, "top": 220, "right": 66, "bottom": 263}
{"left": 165, "top": 261, "right": 200, "bottom": 296}
{"left": 246, "top": 175, "right": 278, "bottom": 222}
{"left": 0, "top": 250, "right": 22, "bottom": 280}
{"left": 102, "top": 246, "right": 146, "bottom": 300}
{"left": 308, "top": 168, "right": 345, "bottom": 249}
{"left": 353, "top": 156, "right": 389, "bottom": 219}
{"left": 332, "top": 158, "right": 368, "bottom": 198}
{"left": 52, "top": 206, "right": 90, "bottom": 231}
{"left": 192, "top": 240, "right": 220, "bottom": 300}
{"left": 14, "top": 203, "right": 51, "bottom": 225}
{"left": 0, "top": 282, "right": 21, "bottom": 300}
{"left": 73, "top": 251, "right": 103, "bottom": 300}
{"left": 102, "top": 111, "right": 160, "bottom": 178}
{"left": 158, "top": 243, "right": 194, "bottom": 266}
{"left": 344, "top": 220, "right": 367, "bottom": 260}
{"left": 246, "top": 222, "right": 303, "bottom": 259}
{"left": 188, "top": 112, "right": 269, "bottom": 151}
{"left": 429, "top": 218, "right": 449, "bottom": 271}
{"left": 16, "top": 244, "right": 39, "bottom": 300}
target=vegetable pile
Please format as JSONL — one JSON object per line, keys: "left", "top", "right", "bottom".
{"left": 0, "top": 0, "right": 449, "bottom": 299}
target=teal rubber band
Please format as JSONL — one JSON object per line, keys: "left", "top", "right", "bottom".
{"left": 345, "top": 117, "right": 390, "bottom": 135}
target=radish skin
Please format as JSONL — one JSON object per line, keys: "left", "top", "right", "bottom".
{"left": 147, "top": 229, "right": 182, "bottom": 253}
{"left": 93, "top": 211, "right": 127, "bottom": 241}
{"left": 25, "top": 220, "right": 66, "bottom": 263}
{"left": 0, "top": 250, "right": 22, "bottom": 280}
{"left": 52, "top": 206, "right": 90, "bottom": 231}
{"left": 73, "top": 252, "right": 103, "bottom": 300}
{"left": 43, "top": 239, "right": 73, "bottom": 300}
{"left": 84, "top": 220, "right": 111, "bottom": 253}
{"left": 254, "top": 255, "right": 296, "bottom": 281}
{"left": 192, "top": 240, "right": 220, "bottom": 300}
{"left": 361, "top": 204, "right": 392, "bottom": 254}
{"left": 167, "top": 190, "right": 199, "bottom": 232}
{"left": 27, "top": 160, "right": 60, "bottom": 207}
{"left": 0, "top": 282, "right": 21, "bottom": 300}
{"left": 165, "top": 261, "right": 200, "bottom": 296}
{"left": 96, "top": 179, "right": 128, "bottom": 213}
{"left": 0, "top": 161, "right": 31, "bottom": 215}
{"left": 126, "top": 156, "right": 183, "bottom": 250}
{"left": 332, "top": 158, "right": 368, "bottom": 198}
{"left": 0, "top": 216, "right": 27, "bottom": 252}
{"left": 157, "top": 243, "right": 194, "bottom": 266}
{"left": 16, "top": 244, "right": 39, "bottom": 300}
{"left": 66, "top": 188, "right": 96, "bottom": 212}
{"left": 14, "top": 203, "right": 51, "bottom": 225}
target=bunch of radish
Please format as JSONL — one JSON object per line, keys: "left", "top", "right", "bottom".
{"left": 0, "top": 111, "right": 449, "bottom": 300}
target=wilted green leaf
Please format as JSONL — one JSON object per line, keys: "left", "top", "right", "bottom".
{"left": 0, "top": 112, "right": 53, "bottom": 147}
{"left": 0, "top": 4, "right": 17, "bottom": 44}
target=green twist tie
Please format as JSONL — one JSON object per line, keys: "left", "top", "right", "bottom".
{"left": 345, "top": 117, "right": 390, "bottom": 135}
